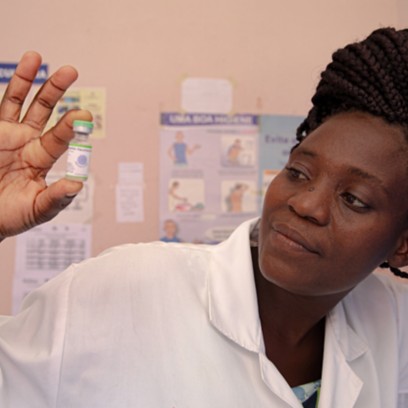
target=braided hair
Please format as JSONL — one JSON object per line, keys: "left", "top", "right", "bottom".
{"left": 296, "top": 27, "right": 408, "bottom": 279}
{"left": 297, "top": 27, "right": 408, "bottom": 138}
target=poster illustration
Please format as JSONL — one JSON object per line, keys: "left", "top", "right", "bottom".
{"left": 160, "top": 113, "right": 259, "bottom": 244}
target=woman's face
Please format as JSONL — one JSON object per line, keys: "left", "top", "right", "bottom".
{"left": 259, "top": 111, "right": 408, "bottom": 297}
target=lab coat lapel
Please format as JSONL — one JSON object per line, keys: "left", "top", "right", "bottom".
{"left": 207, "top": 219, "right": 301, "bottom": 406}
{"left": 319, "top": 303, "right": 375, "bottom": 408}
{"left": 207, "top": 219, "right": 263, "bottom": 353}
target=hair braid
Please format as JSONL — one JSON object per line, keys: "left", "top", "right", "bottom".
{"left": 296, "top": 28, "right": 408, "bottom": 141}
{"left": 296, "top": 27, "right": 408, "bottom": 279}
{"left": 380, "top": 262, "right": 408, "bottom": 279}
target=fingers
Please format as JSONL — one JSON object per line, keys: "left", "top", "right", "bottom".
{"left": 40, "top": 109, "right": 92, "bottom": 161}
{"left": 0, "top": 50, "right": 79, "bottom": 134}
{"left": 34, "top": 178, "right": 83, "bottom": 224}
{"left": 0, "top": 51, "right": 42, "bottom": 122}
{"left": 22, "top": 65, "right": 78, "bottom": 131}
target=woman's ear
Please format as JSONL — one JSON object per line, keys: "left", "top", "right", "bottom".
{"left": 388, "top": 230, "right": 408, "bottom": 268}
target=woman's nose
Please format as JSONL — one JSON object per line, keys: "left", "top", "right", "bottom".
{"left": 287, "top": 184, "right": 331, "bottom": 226}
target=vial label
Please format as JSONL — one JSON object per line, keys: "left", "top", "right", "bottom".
{"left": 66, "top": 143, "right": 92, "bottom": 180}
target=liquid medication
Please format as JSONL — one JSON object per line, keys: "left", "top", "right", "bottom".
{"left": 66, "top": 120, "right": 94, "bottom": 181}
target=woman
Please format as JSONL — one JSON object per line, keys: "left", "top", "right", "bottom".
{"left": 0, "top": 29, "right": 407, "bottom": 407}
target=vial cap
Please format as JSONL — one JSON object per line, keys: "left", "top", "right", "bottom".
{"left": 73, "top": 120, "right": 94, "bottom": 133}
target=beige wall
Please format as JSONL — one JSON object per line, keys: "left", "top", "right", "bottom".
{"left": 0, "top": 0, "right": 404, "bottom": 314}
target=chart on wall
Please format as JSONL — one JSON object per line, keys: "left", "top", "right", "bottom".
{"left": 159, "top": 112, "right": 303, "bottom": 244}
{"left": 159, "top": 113, "right": 259, "bottom": 244}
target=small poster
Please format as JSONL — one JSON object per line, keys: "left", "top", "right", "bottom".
{"left": 159, "top": 113, "right": 259, "bottom": 244}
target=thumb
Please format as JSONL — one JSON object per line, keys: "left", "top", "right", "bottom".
{"left": 35, "top": 179, "right": 83, "bottom": 224}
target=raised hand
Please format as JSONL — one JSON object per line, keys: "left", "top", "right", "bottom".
{"left": 0, "top": 51, "right": 92, "bottom": 241}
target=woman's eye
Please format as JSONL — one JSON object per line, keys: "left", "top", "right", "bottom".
{"left": 285, "top": 166, "right": 307, "bottom": 180}
{"left": 341, "top": 193, "right": 369, "bottom": 209}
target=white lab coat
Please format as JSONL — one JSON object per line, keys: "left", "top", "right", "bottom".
{"left": 0, "top": 219, "right": 407, "bottom": 407}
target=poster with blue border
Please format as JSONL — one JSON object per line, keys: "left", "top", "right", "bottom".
{"left": 0, "top": 62, "right": 48, "bottom": 84}
{"left": 258, "top": 114, "right": 303, "bottom": 208}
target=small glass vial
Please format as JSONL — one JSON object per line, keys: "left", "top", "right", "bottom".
{"left": 66, "top": 120, "right": 94, "bottom": 181}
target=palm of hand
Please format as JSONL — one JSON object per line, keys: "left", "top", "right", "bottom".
{"left": 0, "top": 51, "right": 92, "bottom": 240}
{"left": 0, "top": 121, "right": 52, "bottom": 237}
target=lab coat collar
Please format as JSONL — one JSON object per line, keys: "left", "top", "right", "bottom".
{"left": 318, "top": 303, "right": 368, "bottom": 407}
{"left": 208, "top": 218, "right": 263, "bottom": 353}
{"left": 326, "top": 300, "right": 368, "bottom": 363}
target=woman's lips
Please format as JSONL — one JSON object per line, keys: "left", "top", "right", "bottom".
{"left": 272, "top": 224, "right": 321, "bottom": 255}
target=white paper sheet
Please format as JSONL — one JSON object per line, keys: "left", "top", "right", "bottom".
{"left": 12, "top": 223, "right": 92, "bottom": 314}
{"left": 181, "top": 78, "right": 233, "bottom": 114}
{"left": 116, "top": 162, "right": 144, "bottom": 223}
